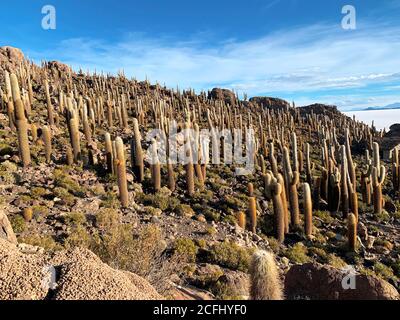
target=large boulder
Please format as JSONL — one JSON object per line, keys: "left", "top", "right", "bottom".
{"left": 208, "top": 88, "right": 237, "bottom": 106}
{"left": 0, "top": 238, "right": 163, "bottom": 300}
{"left": 284, "top": 262, "right": 399, "bottom": 300}
{"left": 0, "top": 46, "right": 24, "bottom": 64}
{"left": 249, "top": 97, "right": 291, "bottom": 110}
{"left": 0, "top": 209, "right": 17, "bottom": 244}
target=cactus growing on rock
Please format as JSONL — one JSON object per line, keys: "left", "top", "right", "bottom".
{"left": 237, "top": 211, "right": 246, "bottom": 229}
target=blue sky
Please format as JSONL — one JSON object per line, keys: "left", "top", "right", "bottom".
{"left": 1, "top": 0, "right": 400, "bottom": 111}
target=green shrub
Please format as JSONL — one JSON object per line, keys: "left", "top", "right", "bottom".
{"left": 64, "top": 211, "right": 86, "bottom": 226}
{"left": 174, "top": 238, "right": 198, "bottom": 263}
{"left": 19, "top": 235, "right": 62, "bottom": 251}
{"left": 209, "top": 241, "right": 253, "bottom": 272}
{"left": 284, "top": 243, "right": 311, "bottom": 264}
{"left": 10, "top": 215, "right": 26, "bottom": 233}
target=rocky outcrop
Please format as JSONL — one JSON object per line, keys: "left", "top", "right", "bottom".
{"left": 0, "top": 238, "right": 163, "bottom": 300}
{"left": 284, "top": 262, "right": 399, "bottom": 300}
{"left": 381, "top": 124, "right": 400, "bottom": 159}
{"left": 0, "top": 46, "right": 24, "bottom": 64}
{"left": 208, "top": 88, "right": 237, "bottom": 106}
{"left": 249, "top": 97, "right": 291, "bottom": 110}
{"left": 299, "top": 103, "right": 341, "bottom": 116}
{"left": 0, "top": 210, "right": 17, "bottom": 244}
{"left": 47, "top": 61, "right": 72, "bottom": 75}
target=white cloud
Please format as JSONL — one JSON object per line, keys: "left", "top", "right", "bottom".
{"left": 28, "top": 22, "right": 400, "bottom": 109}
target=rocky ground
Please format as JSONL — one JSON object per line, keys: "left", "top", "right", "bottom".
{"left": 0, "top": 46, "right": 400, "bottom": 300}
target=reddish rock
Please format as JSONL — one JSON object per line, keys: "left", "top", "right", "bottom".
{"left": 285, "top": 262, "right": 399, "bottom": 300}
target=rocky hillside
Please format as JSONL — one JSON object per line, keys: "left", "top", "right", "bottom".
{"left": 0, "top": 46, "right": 399, "bottom": 300}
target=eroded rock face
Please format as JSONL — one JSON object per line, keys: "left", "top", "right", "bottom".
{"left": 208, "top": 88, "right": 237, "bottom": 106}
{"left": 0, "top": 238, "right": 163, "bottom": 300}
{"left": 0, "top": 210, "right": 17, "bottom": 244}
{"left": 0, "top": 46, "right": 24, "bottom": 64}
{"left": 249, "top": 97, "right": 291, "bottom": 110}
{"left": 284, "top": 262, "right": 399, "bottom": 300}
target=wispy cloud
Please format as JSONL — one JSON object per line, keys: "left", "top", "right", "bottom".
{"left": 27, "top": 22, "right": 400, "bottom": 110}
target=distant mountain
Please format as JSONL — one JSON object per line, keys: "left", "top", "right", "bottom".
{"left": 364, "top": 102, "right": 400, "bottom": 111}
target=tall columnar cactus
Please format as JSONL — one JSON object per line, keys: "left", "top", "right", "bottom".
{"left": 10, "top": 73, "right": 31, "bottom": 167}
{"left": 283, "top": 147, "right": 299, "bottom": 228}
{"left": 347, "top": 213, "right": 357, "bottom": 251}
{"left": 340, "top": 145, "right": 349, "bottom": 218}
{"left": 361, "top": 151, "right": 372, "bottom": 205}
{"left": 115, "top": 137, "right": 129, "bottom": 207}
{"left": 265, "top": 173, "right": 285, "bottom": 243}
{"left": 312, "top": 176, "right": 321, "bottom": 210}
{"left": 303, "top": 182, "right": 313, "bottom": 238}
{"left": 248, "top": 196, "right": 257, "bottom": 233}
{"left": 372, "top": 165, "right": 386, "bottom": 216}
{"left": 42, "top": 126, "right": 52, "bottom": 163}
{"left": 69, "top": 115, "right": 81, "bottom": 162}
{"left": 31, "top": 123, "right": 38, "bottom": 142}
{"left": 131, "top": 118, "right": 144, "bottom": 182}
{"left": 373, "top": 142, "right": 381, "bottom": 175}
{"left": 345, "top": 128, "right": 356, "bottom": 188}
{"left": 328, "top": 167, "right": 341, "bottom": 213}
{"left": 249, "top": 250, "right": 283, "bottom": 300}
{"left": 248, "top": 182, "right": 254, "bottom": 197}
{"left": 150, "top": 139, "right": 161, "bottom": 192}
{"left": 167, "top": 160, "right": 176, "bottom": 192}
{"left": 276, "top": 173, "right": 289, "bottom": 234}
{"left": 391, "top": 148, "right": 399, "bottom": 192}
{"left": 347, "top": 174, "right": 359, "bottom": 221}
{"left": 304, "top": 143, "right": 313, "bottom": 185}
{"left": 105, "top": 132, "right": 114, "bottom": 174}
{"left": 269, "top": 142, "right": 278, "bottom": 177}
{"left": 44, "top": 79, "right": 54, "bottom": 125}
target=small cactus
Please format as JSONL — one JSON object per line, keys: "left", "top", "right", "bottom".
{"left": 249, "top": 250, "right": 283, "bottom": 300}
{"left": 347, "top": 213, "right": 357, "bottom": 251}
{"left": 237, "top": 211, "right": 246, "bottom": 229}
{"left": 248, "top": 196, "right": 257, "bottom": 233}
{"left": 23, "top": 207, "right": 33, "bottom": 222}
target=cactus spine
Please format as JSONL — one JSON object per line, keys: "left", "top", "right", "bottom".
{"left": 249, "top": 250, "right": 283, "bottom": 300}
